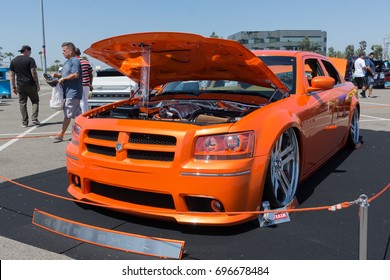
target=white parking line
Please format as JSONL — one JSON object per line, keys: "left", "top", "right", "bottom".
{"left": 359, "top": 101, "right": 390, "bottom": 107}
{"left": 360, "top": 114, "right": 390, "bottom": 122}
{"left": 0, "top": 111, "right": 62, "bottom": 152}
{"left": 0, "top": 131, "right": 57, "bottom": 136}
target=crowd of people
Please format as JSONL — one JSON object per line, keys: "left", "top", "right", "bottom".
{"left": 9, "top": 42, "right": 93, "bottom": 142}
{"left": 352, "top": 52, "right": 379, "bottom": 98}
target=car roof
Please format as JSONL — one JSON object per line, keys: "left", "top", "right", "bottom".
{"left": 252, "top": 50, "right": 325, "bottom": 57}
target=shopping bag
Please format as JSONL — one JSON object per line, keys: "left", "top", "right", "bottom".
{"left": 50, "top": 84, "right": 64, "bottom": 111}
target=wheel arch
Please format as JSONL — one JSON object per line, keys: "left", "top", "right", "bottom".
{"left": 251, "top": 109, "right": 305, "bottom": 159}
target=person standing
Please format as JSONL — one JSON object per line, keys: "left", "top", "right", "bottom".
{"left": 51, "top": 42, "right": 83, "bottom": 142}
{"left": 365, "top": 52, "right": 377, "bottom": 98}
{"left": 75, "top": 48, "right": 93, "bottom": 113}
{"left": 353, "top": 52, "right": 367, "bottom": 98}
{"left": 9, "top": 45, "right": 41, "bottom": 127}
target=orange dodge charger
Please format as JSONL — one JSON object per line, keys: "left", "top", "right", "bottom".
{"left": 66, "top": 32, "right": 360, "bottom": 225}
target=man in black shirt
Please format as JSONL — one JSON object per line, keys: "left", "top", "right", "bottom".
{"left": 10, "top": 45, "right": 41, "bottom": 127}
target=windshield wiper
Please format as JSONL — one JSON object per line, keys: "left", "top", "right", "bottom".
{"left": 161, "top": 91, "right": 201, "bottom": 96}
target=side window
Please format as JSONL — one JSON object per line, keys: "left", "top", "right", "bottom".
{"left": 304, "top": 59, "right": 324, "bottom": 86}
{"left": 321, "top": 60, "right": 341, "bottom": 85}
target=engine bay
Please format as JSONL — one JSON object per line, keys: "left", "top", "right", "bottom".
{"left": 92, "top": 99, "right": 264, "bottom": 124}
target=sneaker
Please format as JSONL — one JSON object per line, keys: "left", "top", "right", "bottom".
{"left": 32, "top": 120, "right": 41, "bottom": 125}
{"left": 21, "top": 123, "right": 28, "bottom": 128}
{"left": 50, "top": 135, "right": 63, "bottom": 142}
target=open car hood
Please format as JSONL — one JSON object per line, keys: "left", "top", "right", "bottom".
{"left": 84, "top": 32, "right": 289, "bottom": 91}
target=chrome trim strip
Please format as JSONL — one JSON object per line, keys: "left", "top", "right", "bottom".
{"left": 33, "top": 209, "right": 184, "bottom": 259}
{"left": 66, "top": 153, "right": 79, "bottom": 161}
{"left": 180, "top": 170, "right": 251, "bottom": 177}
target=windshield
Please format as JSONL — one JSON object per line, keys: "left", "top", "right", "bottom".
{"left": 159, "top": 80, "right": 277, "bottom": 99}
{"left": 157, "top": 56, "right": 296, "bottom": 99}
{"left": 258, "top": 56, "right": 296, "bottom": 93}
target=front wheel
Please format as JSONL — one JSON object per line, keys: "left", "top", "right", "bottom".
{"left": 264, "top": 128, "right": 300, "bottom": 208}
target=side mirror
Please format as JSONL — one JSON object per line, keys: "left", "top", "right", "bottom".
{"left": 308, "top": 76, "right": 335, "bottom": 92}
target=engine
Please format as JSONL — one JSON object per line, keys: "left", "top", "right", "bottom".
{"left": 93, "top": 99, "right": 261, "bottom": 124}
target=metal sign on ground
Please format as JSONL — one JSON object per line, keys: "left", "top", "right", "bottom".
{"left": 32, "top": 209, "right": 185, "bottom": 259}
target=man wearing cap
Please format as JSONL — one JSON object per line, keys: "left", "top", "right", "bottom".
{"left": 10, "top": 45, "right": 41, "bottom": 127}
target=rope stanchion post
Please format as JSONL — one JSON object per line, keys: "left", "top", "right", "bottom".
{"left": 358, "top": 194, "right": 369, "bottom": 260}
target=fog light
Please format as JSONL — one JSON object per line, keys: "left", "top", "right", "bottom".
{"left": 72, "top": 174, "right": 81, "bottom": 188}
{"left": 211, "top": 200, "right": 224, "bottom": 212}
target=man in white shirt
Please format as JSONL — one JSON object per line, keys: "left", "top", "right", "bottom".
{"left": 353, "top": 52, "right": 367, "bottom": 98}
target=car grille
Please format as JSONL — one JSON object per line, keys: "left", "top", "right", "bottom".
{"left": 127, "top": 149, "right": 174, "bottom": 161}
{"left": 130, "top": 133, "right": 176, "bottom": 145}
{"left": 91, "top": 92, "right": 129, "bottom": 98}
{"left": 86, "top": 144, "right": 116, "bottom": 157}
{"left": 86, "top": 130, "right": 177, "bottom": 161}
{"left": 90, "top": 181, "right": 175, "bottom": 209}
{"left": 89, "top": 130, "right": 119, "bottom": 141}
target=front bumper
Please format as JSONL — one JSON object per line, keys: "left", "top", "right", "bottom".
{"left": 66, "top": 148, "right": 269, "bottom": 226}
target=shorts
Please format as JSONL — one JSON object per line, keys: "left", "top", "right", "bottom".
{"left": 353, "top": 76, "right": 366, "bottom": 88}
{"left": 63, "top": 98, "right": 82, "bottom": 119}
{"left": 366, "top": 75, "right": 375, "bottom": 87}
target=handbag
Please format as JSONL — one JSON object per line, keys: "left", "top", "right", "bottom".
{"left": 50, "top": 83, "right": 64, "bottom": 111}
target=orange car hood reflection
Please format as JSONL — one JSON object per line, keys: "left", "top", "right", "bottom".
{"left": 84, "top": 32, "right": 289, "bottom": 91}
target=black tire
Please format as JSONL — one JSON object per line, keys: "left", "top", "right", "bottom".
{"left": 347, "top": 107, "right": 360, "bottom": 147}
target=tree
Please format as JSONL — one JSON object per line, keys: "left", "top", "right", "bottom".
{"left": 327, "top": 47, "right": 345, "bottom": 58}
{"left": 298, "top": 37, "right": 320, "bottom": 53}
{"left": 345, "top": 44, "right": 355, "bottom": 59}
{"left": 354, "top": 40, "right": 367, "bottom": 55}
{"left": 210, "top": 32, "right": 219, "bottom": 38}
{"left": 371, "top": 45, "right": 383, "bottom": 59}
{"left": 334, "top": 51, "right": 344, "bottom": 58}
{"left": 48, "top": 64, "right": 62, "bottom": 72}
{"left": 4, "top": 52, "right": 14, "bottom": 64}
{"left": 54, "top": 59, "right": 61, "bottom": 71}
{"left": 328, "top": 47, "right": 336, "bottom": 57}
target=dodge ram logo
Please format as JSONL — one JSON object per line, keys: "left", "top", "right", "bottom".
{"left": 116, "top": 142, "right": 123, "bottom": 152}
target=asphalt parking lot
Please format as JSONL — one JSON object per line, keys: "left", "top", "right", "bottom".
{"left": 0, "top": 84, "right": 389, "bottom": 260}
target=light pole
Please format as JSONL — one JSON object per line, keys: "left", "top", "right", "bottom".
{"left": 40, "top": 0, "right": 48, "bottom": 72}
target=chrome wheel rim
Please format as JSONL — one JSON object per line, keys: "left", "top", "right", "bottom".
{"left": 270, "top": 128, "right": 300, "bottom": 206}
{"left": 350, "top": 108, "right": 360, "bottom": 144}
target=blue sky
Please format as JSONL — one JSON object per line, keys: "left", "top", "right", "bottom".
{"left": 1, "top": 0, "right": 389, "bottom": 69}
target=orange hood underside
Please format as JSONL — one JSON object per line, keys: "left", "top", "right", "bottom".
{"left": 84, "top": 32, "right": 288, "bottom": 91}
{"left": 328, "top": 57, "right": 348, "bottom": 79}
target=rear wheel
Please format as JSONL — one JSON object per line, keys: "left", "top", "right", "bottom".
{"left": 264, "top": 128, "right": 300, "bottom": 208}
{"left": 347, "top": 107, "right": 360, "bottom": 147}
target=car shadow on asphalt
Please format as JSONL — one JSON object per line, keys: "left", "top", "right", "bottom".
{"left": 296, "top": 146, "right": 355, "bottom": 205}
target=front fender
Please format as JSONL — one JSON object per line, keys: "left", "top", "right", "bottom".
{"left": 228, "top": 101, "right": 305, "bottom": 158}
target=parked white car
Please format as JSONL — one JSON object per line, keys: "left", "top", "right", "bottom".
{"left": 89, "top": 68, "right": 138, "bottom": 109}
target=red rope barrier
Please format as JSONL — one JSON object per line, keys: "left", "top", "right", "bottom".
{"left": 0, "top": 132, "right": 71, "bottom": 141}
{"left": 1, "top": 175, "right": 389, "bottom": 216}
